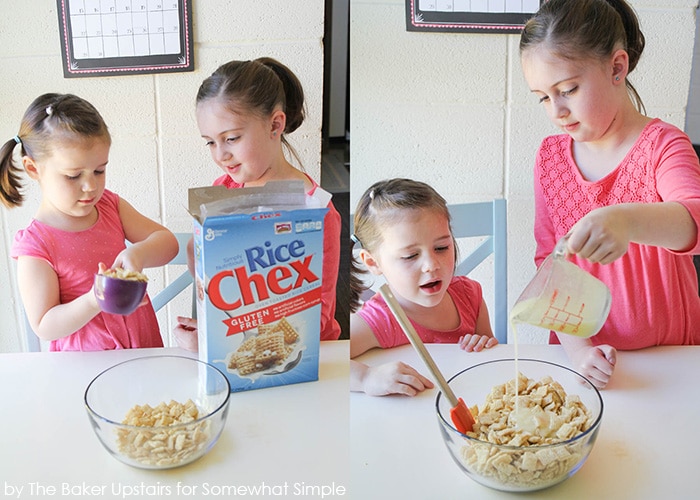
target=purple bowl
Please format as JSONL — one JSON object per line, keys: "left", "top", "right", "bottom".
{"left": 94, "top": 274, "right": 148, "bottom": 315}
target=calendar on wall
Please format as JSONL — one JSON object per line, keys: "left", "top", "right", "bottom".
{"left": 56, "top": 0, "right": 194, "bottom": 78}
{"left": 406, "top": 0, "right": 542, "bottom": 33}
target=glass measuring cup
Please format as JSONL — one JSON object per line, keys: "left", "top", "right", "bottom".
{"left": 510, "top": 238, "right": 612, "bottom": 338}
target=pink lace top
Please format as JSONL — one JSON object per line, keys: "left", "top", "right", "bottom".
{"left": 533, "top": 119, "right": 700, "bottom": 349}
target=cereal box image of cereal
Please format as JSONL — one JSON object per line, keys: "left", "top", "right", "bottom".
{"left": 189, "top": 181, "right": 328, "bottom": 392}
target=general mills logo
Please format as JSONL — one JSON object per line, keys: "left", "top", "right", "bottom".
{"left": 205, "top": 228, "right": 217, "bottom": 241}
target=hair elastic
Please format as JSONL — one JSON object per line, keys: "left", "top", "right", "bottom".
{"left": 350, "top": 233, "right": 363, "bottom": 248}
{"left": 46, "top": 105, "right": 53, "bottom": 116}
{"left": 13, "top": 135, "right": 21, "bottom": 145}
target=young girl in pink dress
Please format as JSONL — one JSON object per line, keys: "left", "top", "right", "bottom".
{"left": 349, "top": 178, "right": 498, "bottom": 396}
{"left": 520, "top": 0, "right": 700, "bottom": 388}
{"left": 1, "top": 93, "right": 178, "bottom": 351}
{"left": 174, "top": 57, "right": 342, "bottom": 349}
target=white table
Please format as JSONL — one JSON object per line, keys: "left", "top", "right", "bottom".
{"left": 0, "top": 341, "right": 349, "bottom": 500}
{"left": 351, "top": 343, "right": 700, "bottom": 499}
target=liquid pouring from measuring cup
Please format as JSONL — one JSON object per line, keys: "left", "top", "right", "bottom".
{"left": 510, "top": 236, "right": 612, "bottom": 338}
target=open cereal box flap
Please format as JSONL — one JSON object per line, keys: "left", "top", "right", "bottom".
{"left": 307, "top": 185, "right": 333, "bottom": 209}
{"left": 189, "top": 180, "right": 307, "bottom": 222}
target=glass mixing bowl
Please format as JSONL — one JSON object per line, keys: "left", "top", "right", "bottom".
{"left": 85, "top": 355, "right": 230, "bottom": 469}
{"left": 436, "top": 358, "right": 602, "bottom": 492}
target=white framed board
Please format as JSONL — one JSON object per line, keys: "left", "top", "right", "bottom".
{"left": 56, "top": 0, "right": 194, "bottom": 78}
{"left": 406, "top": 0, "right": 542, "bottom": 33}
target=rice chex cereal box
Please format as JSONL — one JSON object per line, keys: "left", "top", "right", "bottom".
{"left": 189, "top": 180, "right": 328, "bottom": 392}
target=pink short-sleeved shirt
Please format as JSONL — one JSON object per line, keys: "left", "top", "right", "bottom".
{"left": 11, "top": 190, "right": 163, "bottom": 351}
{"left": 213, "top": 174, "right": 342, "bottom": 340}
{"left": 533, "top": 119, "right": 700, "bottom": 349}
{"left": 357, "top": 276, "right": 483, "bottom": 348}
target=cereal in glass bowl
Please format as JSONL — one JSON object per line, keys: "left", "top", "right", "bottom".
{"left": 436, "top": 359, "right": 603, "bottom": 492}
{"left": 84, "top": 355, "right": 230, "bottom": 469}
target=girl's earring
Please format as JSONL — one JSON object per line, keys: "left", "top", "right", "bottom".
{"left": 615, "top": 76, "right": 620, "bottom": 81}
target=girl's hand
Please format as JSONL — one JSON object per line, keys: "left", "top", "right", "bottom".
{"left": 458, "top": 334, "right": 498, "bottom": 352}
{"left": 173, "top": 316, "right": 199, "bottom": 352}
{"left": 111, "top": 247, "right": 144, "bottom": 273}
{"left": 567, "top": 206, "right": 631, "bottom": 264}
{"left": 569, "top": 202, "right": 697, "bottom": 261}
{"left": 357, "top": 361, "right": 434, "bottom": 397}
{"left": 569, "top": 343, "right": 617, "bottom": 389}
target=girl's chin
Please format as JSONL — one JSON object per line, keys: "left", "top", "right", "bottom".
{"left": 414, "top": 287, "right": 446, "bottom": 307}
{"left": 73, "top": 202, "right": 97, "bottom": 213}
{"left": 223, "top": 165, "right": 243, "bottom": 179}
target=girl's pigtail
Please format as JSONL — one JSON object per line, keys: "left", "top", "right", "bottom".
{"left": 0, "top": 138, "right": 24, "bottom": 208}
{"left": 349, "top": 250, "right": 369, "bottom": 314}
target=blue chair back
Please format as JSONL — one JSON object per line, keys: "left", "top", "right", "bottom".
{"left": 448, "top": 199, "right": 508, "bottom": 343}
{"left": 151, "top": 232, "right": 194, "bottom": 313}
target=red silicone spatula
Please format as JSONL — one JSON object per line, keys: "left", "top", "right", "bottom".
{"left": 379, "top": 284, "right": 476, "bottom": 433}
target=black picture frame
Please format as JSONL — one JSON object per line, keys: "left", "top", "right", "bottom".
{"left": 406, "top": 0, "right": 542, "bottom": 34}
{"left": 56, "top": 0, "right": 194, "bottom": 78}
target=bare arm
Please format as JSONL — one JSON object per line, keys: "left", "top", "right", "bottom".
{"left": 17, "top": 256, "right": 101, "bottom": 341}
{"left": 350, "top": 313, "right": 381, "bottom": 358}
{"left": 115, "top": 198, "right": 178, "bottom": 271}
{"left": 475, "top": 299, "right": 495, "bottom": 337}
{"left": 568, "top": 202, "right": 697, "bottom": 264}
{"left": 186, "top": 236, "right": 195, "bottom": 276}
{"left": 350, "top": 310, "right": 435, "bottom": 395}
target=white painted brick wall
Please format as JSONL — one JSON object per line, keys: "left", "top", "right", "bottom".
{"left": 685, "top": 6, "right": 700, "bottom": 143}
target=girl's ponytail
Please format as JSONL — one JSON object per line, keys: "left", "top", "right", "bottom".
{"left": 0, "top": 138, "right": 24, "bottom": 208}
{"left": 257, "top": 57, "right": 306, "bottom": 134}
{"left": 607, "top": 0, "right": 645, "bottom": 73}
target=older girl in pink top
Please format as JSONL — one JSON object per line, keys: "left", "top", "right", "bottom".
{"left": 520, "top": 0, "right": 700, "bottom": 388}
{"left": 173, "top": 57, "right": 342, "bottom": 349}
{"left": 2, "top": 93, "right": 178, "bottom": 351}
